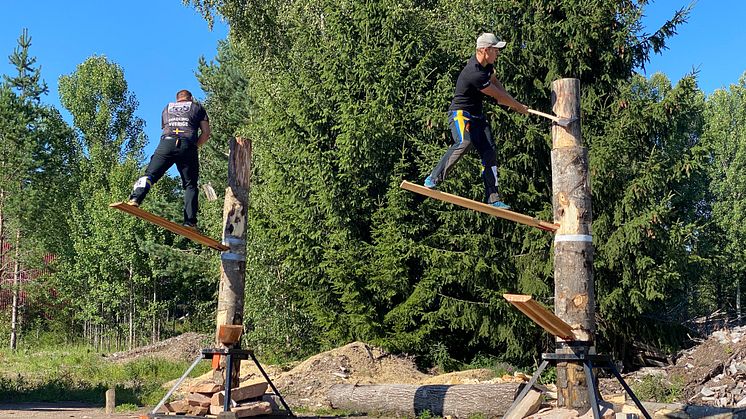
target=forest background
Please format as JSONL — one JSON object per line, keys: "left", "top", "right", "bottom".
{"left": 2, "top": 0, "right": 746, "bottom": 375}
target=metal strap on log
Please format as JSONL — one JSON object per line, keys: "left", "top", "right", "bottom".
{"left": 109, "top": 202, "right": 229, "bottom": 251}
{"left": 503, "top": 294, "right": 574, "bottom": 340}
{"left": 400, "top": 181, "right": 558, "bottom": 232}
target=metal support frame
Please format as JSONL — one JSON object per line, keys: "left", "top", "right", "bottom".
{"left": 147, "top": 347, "right": 294, "bottom": 418}
{"left": 150, "top": 354, "right": 204, "bottom": 415}
{"left": 504, "top": 352, "right": 651, "bottom": 419}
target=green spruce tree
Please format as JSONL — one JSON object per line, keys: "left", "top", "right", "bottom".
{"left": 189, "top": 0, "right": 708, "bottom": 365}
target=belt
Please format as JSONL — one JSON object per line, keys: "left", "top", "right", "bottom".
{"left": 162, "top": 135, "right": 193, "bottom": 146}
{"left": 449, "top": 110, "right": 484, "bottom": 122}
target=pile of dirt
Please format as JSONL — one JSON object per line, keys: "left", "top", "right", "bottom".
{"left": 601, "top": 325, "right": 746, "bottom": 410}
{"left": 269, "top": 342, "right": 534, "bottom": 408}
{"left": 163, "top": 341, "right": 529, "bottom": 409}
{"left": 271, "top": 341, "right": 427, "bottom": 408}
{"left": 106, "top": 332, "right": 211, "bottom": 363}
{"left": 670, "top": 325, "right": 746, "bottom": 407}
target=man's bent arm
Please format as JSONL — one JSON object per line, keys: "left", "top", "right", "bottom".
{"left": 197, "top": 120, "right": 211, "bottom": 147}
{"left": 482, "top": 77, "right": 528, "bottom": 114}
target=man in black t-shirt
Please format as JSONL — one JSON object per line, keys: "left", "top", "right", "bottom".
{"left": 128, "top": 89, "right": 211, "bottom": 228}
{"left": 425, "top": 33, "right": 528, "bottom": 209}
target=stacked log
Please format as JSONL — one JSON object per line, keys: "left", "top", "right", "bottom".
{"left": 159, "top": 379, "right": 273, "bottom": 417}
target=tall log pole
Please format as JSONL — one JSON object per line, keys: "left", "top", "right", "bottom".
{"left": 551, "top": 78, "right": 595, "bottom": 413}
{"left": 214, "top": 137, "right": 252, "bottom": 388}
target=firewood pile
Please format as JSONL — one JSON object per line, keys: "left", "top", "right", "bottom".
{"left": 157, "top": 379, "right": 274, "bottom": 417}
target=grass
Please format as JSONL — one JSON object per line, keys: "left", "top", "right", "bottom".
{"left": 0, "top": 343, "right": 212, "bottom": 406}
{"left": 630, "top": 373, "right": 685, "bottom": 404}
{"left": 293, "top": 406, "right": 362, "bottom": 416}
{"left": 466, "top": 353, "right": 528, "bottom": 379}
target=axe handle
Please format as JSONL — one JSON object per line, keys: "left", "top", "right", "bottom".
{"left": 528, "top": 108, "right": 561, "bottom": 123}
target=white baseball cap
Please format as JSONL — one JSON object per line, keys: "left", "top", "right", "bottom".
{"left": 476, "top": 33, "right": 507, "bottom": 49}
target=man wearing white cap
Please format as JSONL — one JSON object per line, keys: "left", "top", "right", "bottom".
{"left": 424, "top": 33, "right": 528, "bottom": 209}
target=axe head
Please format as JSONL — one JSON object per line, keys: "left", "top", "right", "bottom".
{"left": 554, "top": 117, "right": 578, "bottom": 127}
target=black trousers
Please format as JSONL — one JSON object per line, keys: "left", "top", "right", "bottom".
{"left": 428, "top": 111, "right": 501, "bottom": 204}
{"left": 129, "top": 136, "right": 199, "bottom": 225}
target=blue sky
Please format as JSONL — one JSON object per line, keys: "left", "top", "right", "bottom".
{"left": 1, "top": 1, "right": 744, "bottom": 159}
{"left": 641, "top": 1, "right": 746, "bottom": 94}
{"left": 1, "top": 0, "right": 228, "bottom": 160}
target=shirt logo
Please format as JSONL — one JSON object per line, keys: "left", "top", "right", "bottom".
{"left": 168, "top": 102, "right": 192, "bottom": 114}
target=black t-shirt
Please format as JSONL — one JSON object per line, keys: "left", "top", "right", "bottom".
{"left": 448, "top": 55, "right": 493, "bottom": 116}
{"left": 161, "top": 101, "right": 209, "bottom": 142}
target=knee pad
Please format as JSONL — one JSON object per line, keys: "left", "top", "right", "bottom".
{"left": 133, "top": 176, "right": 152, "bottom": 190}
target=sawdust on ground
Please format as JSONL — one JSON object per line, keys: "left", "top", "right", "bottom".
{"left": 153, "top": 341, "right": 518, "bottom": 409}
{"left": 111, "top": 327, "right": 746, "bottom": 413}
{"left": 105, "top": 332, "right": 211, "bottom": 363}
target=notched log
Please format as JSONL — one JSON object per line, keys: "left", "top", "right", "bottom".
{"left": 572, "top": 293, "right": 588, "bottom": 308}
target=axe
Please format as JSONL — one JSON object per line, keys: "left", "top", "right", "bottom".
{"left": 528, "top": 109, "right": 577, "bottom": 127}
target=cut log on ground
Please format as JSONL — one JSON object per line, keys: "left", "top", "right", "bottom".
{"left": 209, "top": 401, "right": 273, "bottom": 417}
{"left": 328, "top": 383, "right": 521, "bottom": 417}
{"left": 187, "top": 392, "right": 213, "bottom": 407}
{"left": 504, "top": 388, "right": 543, "bottom": 419}
{"left": 163, "top": 399, "right": 190, "bottom": 414}
{"left": 188, "top": 380, "right": 223, "bottom": 394}
{"left": 211, "top": 381, "right": 268, "bottom": 405}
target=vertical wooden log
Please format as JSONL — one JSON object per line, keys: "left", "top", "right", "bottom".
{"left": 551, "top": 78, "right": 595, "bottom": 414}
{"left": 105, "top": 387, "right": 116, "bottom": 413}
{"left": 214, "top": 137, "right": 252, "bottom": 388}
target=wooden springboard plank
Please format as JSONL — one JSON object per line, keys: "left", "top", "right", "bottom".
{"left": 109, "top": 202, "right": 229, "bottom": 251}
{"left": 521, "top": 301, "right": 572, "bottom": 339}
{"left": 509, "top": 299, "right": 568, "bottom": 338}
{"left": 400, "top": 181, "right": 558, "bottom": 232}
{"left": 503, "top": 294, "right": 574, "bottom": 340}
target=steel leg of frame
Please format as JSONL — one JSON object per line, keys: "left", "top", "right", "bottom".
{"left": 250, "top": 352, "right": 294, "bottom": 416}
{"left": 582, "top": 358, "right": 601, "bottom": 419}
{"left": 607, "top": 361, "right": 652, "bottom": 419}
{"left": 504, "top": 360, "right": 550, "bottom": 417}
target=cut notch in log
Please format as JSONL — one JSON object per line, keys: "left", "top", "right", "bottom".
{"left": 400, "top": 181, "right": 558, "bottom": 232}
{"left": 503, "top": 294, "right": 574, "bottom": 340}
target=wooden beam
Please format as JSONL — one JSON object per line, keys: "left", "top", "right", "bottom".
{"left": 503, "top": 294, "right": 574, "bottom": 340}
{"left": 109, "top": 202, "right": 229, "bottom": 251}
{"left": 400, "top": 181, "right": 558, "bottom": 232}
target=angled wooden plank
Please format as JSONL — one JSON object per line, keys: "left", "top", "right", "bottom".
{"left": 400, "top": 181, "right": 558, "bottom": 232}
{"left": 503, "top": 294, "right": 574, "bottom": 340}
{"left": 508, "top": 298, "right": 568, "bottom": 337}
{"left": 522, "top": 302, "right": 572, "bottom": 339}
{"left": 109, "top": 202, "right": 229, "bottom": 251}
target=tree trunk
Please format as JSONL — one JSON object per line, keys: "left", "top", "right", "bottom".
{"left": 10, "top": 230, "right": 21, "bottom": 350}
{"left": 128, "top": 263, "right": 134, "bottom": 350}
{"left": 737, "top": 276, "right": 742, "bottom": 322}
{"left": 152, "top": 282, "right": 157, "bottom": 344}
{"left": 0, "top": 188, "right": 5, "bottom": 286}
{"left": 214, "top": 137, "right": 252, "bottom": 387}
{"left": 327, "top": 383, "right": 521, "bottom": 418}
{"left": 551, "top": 78, "right": 595, "bottom": 414}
